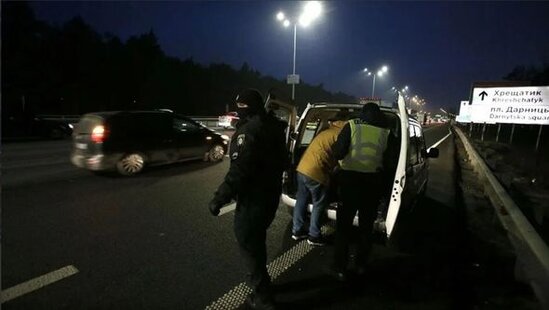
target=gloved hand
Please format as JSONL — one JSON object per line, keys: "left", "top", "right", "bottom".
{"left": 209, "top": 200, "right": 222, "bottom": 216}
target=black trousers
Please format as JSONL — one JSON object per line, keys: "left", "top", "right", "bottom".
{"left": 334, "top": 171, "right": 383, "bottom": 271}
{"left": 233, "top": 191, "right": 279, "bottom": 298}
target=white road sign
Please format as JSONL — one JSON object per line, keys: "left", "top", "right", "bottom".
{"left": 470, "top": 86, "right": 549, "bottom": 124}
{"left": 287, "top": 74, "right": 300, "bottom": 85}
{"left": 456, "top": 100, "right": 471, "bottom": 123}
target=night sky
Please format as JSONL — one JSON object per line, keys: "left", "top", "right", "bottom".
{"left": 31, "top": 1, "right": 549, "bottom": 112}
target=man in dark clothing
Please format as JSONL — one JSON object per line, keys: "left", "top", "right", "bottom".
{"left": 209, "top": 89, "right": 288, "bottom": 309}
{"left": 330, "top": 102, "right": 396, "bottom": 280}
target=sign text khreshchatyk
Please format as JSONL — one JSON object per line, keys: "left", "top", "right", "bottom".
{"left": 470, "top": 86, "right": 549, "bottom": 125}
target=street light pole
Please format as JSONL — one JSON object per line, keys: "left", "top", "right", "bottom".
{"left": 372, "top": 74, "right": 376, "bottom": 98}
{"left": 292, "top": 23, "right": 297, "bottom": 100}
{"left": 364, "top": 66, "right": 387, "bottom": 98}
{"left": 277, "top": 2, "right": 322, "bottom": 102}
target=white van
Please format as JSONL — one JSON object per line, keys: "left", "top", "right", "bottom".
{"left": 266, "top": 96, "right": 439, "bottom": 237}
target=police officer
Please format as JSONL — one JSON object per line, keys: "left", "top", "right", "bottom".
{"left": 331, "top": 102, "right": 393, "bottom": 280}
{"left": 209, "top": 89, "right": 287, "bottom": 309}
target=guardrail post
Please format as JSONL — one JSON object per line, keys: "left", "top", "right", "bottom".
{"left": 481, "top": 122, "right": 487, "bottom": 142}
{"left": 469, "top": 122, "right": 473, "bottom": 138}
{"left": 496, "top": 124, "right": 502, "bottom": 143}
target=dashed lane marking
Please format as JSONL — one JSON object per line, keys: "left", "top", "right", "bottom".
{"left": 1, "top": 265, "right": 79, "bottom": 303}
{"left": 218, "top": 203, "right": 237, "bottom": 216}
{"left": 205, "top": 240, "right": 314, "bottom": 310}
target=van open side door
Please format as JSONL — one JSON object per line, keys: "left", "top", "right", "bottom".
{"left": 385, "top": 93, "right": 410, "bottom": 238}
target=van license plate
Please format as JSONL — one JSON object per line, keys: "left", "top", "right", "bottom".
{"left": 76, "top": 143, "right": 87, "bottom": 150}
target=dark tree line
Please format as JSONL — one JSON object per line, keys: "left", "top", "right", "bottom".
{"left": 2, "top": 2, "right": 354, "bottom": 119}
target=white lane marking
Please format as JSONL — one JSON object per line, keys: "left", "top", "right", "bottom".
{"left": 427, "top": 129, "right": 452, "bottom": 151}
{"left": 423, "top": 123, "right": 445, "bottom": 132}
{"left": 218, "top": 203, "right": 237, "bottom": 216}
{"left": 205, "top": 240, "right": 314, "bottom": 310}
{"left": 1, "top": 265, "right": 79, "bottom": 303}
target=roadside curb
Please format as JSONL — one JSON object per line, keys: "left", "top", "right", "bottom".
{"left": 454, "top": 126, "right": 549, "bottom": 309}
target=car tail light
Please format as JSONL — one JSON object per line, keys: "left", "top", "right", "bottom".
{"left": 91, "top": 125, "right": 106, "bottom": 143}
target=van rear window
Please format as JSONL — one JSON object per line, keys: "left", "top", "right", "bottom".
{"left": 75, "top": 115, "right": 104, "bottom": 134}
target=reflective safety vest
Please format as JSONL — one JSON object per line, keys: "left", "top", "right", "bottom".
{"left": 339, "top": 119, "right": 390, "bottom": 173}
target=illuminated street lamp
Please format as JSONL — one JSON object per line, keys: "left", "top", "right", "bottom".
{"left": 276, "top": 2, "right": 323, "bottom": 100}
{"left": 363, "top": 65, "right": 389, "bottom": 97}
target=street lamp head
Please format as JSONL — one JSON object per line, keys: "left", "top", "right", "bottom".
{"left": 299, "top": 1, "right": 322, "bottom": 27}
{"left": 382, "top": 65, "right": 388, "bottom": 73}
{"left": 363, "top": 68, "right": 368, "bottom": 72}
{"left": 283, "top": 19, "right": 291, "bottom": 27}
{"left": 276, "top": 12, "right": 285, "bottom": 21}
{"left": 377, "top": 70, "right": 383, "bottom": 76}
{"left": 303, "top": 1, "right": 322, "bottom": 19}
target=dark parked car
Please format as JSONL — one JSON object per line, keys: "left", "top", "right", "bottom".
{"left": 2, "top": 114, "right": 73, "bottom": 139}
{"left": 71, "top": 110, "right": 229, "bottom": 176}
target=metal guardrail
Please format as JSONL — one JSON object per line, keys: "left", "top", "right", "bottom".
{"left": 455, "top": 126, "right": 549, "bottom": 309}
{"left": 37, "top": 115, "right": 81, "bottom": 124}
{"left": 188, "top": 117, "right": 222, "bottom": 129}
{"left": 36, "top": 115, "right": 227, "bottom": 129}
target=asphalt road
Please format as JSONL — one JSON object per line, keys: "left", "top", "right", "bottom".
{"left": 1, "top": 124, "right": 467, "bottom": 309}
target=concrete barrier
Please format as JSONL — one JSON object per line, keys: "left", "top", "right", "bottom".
{"left": 455, "top": 126, "right": 549, "bottom": 309}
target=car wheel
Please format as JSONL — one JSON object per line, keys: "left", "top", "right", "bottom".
{"left": 208, "top": 144, "right": 225, "bottom": 162}
{"left": 116, "top": 153, "right": 145, "bottom": 176}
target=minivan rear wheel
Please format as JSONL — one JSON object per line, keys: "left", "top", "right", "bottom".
{"left": 208, "top": 144, "right": 225, "bottom": 162}
{"left": 117, "top": 153, "right": 145, "bottom": 176}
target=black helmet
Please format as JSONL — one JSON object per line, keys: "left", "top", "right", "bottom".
{"left": 236, "top": 89, "right": 264, "bottom": 109}
{"left": 361, "top": 102, "right": 386, "bottom": 127}
{"left": 235, "top": 89, "right": 265, "bottom": 117}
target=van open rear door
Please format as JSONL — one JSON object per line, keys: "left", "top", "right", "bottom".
{"left": 385, "top": 93, "right": 409, "bottom": 238}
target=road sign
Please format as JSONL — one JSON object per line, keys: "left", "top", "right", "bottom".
{"left": 470, "top": 86, "right": 549, "bottom": 125}
{"left": 456, "top": 100, "right": 472, "bottom": 123}
{"left": 286, "top": 74, "right": 300, "bottom": 85}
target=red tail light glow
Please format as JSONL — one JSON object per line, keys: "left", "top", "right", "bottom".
{"left": 91, "top": 125, "right": 106, "bottom": 143}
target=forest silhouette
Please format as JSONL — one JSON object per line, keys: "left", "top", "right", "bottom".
{"left": 2, "top": 2, "right": 355, "bottom": 120}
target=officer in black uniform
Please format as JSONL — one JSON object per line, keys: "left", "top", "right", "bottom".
{"left": 209, "top": 89, "right": 288, "bottom": 310}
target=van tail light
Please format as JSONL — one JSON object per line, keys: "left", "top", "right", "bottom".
{"left": 91, "top": 125, "right": 106, "bottom": 143}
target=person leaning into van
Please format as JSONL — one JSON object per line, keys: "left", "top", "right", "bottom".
{"left": 330, "top": 102, "right": 392, "bottom": 280}
{"left": 292, "top": 112, "right": 349, "bottom": 246}
{"left": 209, "top": 89, "right": 288, "bottom": 310}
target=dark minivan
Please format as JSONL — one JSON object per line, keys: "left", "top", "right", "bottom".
{"left": 71, "top": 110, "right": 229, "bottom": 175}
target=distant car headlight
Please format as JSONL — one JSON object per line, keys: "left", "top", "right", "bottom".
{"left": 221, "top": 134, "right": 230, "bottom": 141}
{"left": 68, "top": 124, "right": 74, "bottom": 129}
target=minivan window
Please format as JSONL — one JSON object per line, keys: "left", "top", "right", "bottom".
{"left": 414, "top": 125, "right": 426, "bottom": 163}
{"left": 408, "top": 125, "right": 420, "bottom": 166}
{"left": 123, "top": 113, "right": 172, "bottom": 137}
{"left": 173, "top": 118, "right": 200, "bottom": 132}
{"left": 300, "top": 120, "right": 320, "bottom": 145}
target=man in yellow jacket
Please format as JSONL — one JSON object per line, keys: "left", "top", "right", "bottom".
{"left": 292, "top": 112, "right": 349, "bottom": 246}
